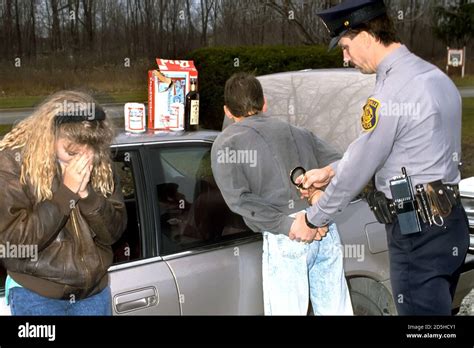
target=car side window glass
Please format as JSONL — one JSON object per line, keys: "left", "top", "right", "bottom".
{"left": 149, "top": 145, "right": 253, "bottom": 255}
{"left": 111, "top": 151, "right": 143, "bottom": 264}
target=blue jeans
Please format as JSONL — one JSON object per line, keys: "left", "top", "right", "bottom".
{"left": 262, "top": 223, "right": 353, "bottom": 315}
{"left": 9, "top": 286, "right": 112, "bottom": 316}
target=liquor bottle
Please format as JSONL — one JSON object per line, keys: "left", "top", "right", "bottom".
{"left": 184, "top": 78, "right": 199, "bottom": 131}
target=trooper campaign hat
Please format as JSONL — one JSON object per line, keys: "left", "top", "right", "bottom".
{"left": 317, "top": 0, "right": 387, "bottom": 50}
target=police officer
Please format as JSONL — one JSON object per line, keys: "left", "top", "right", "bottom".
{"left": 291, "top": 0, "right": 470, "bottom": 315}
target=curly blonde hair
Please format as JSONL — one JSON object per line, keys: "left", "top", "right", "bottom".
{"left": 0, "top": 90, "right": 115, "bottom": 202}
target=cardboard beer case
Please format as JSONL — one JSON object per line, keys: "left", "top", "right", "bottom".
{"left": 148, "top": 59, "right": 198, "bottom": 130}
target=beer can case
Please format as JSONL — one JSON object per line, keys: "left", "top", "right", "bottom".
{"left": 148, "top": 59, "right": 198, "bottom": 130}
{"left": 124, "top": 103, "right": 146, "bottom": 133}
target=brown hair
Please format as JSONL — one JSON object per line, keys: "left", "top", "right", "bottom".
{"left": 344, "top": 14, "right": 401, "bottom": 46}
{"left": 0, "top": 90, "right": 115, "bottom": 202}
{"left": 224, "top": 72, "right": 264, "bottom": 117}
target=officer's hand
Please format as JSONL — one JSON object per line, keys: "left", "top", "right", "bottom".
{"left": 308, "top": 189, "right": 324, "bottom": 206}
{"left": 289, "top": 212, "right": 319, "bottom": 243}
{"left": 295, "top": 165, "right": 335, "bottom": 191}
{"left": 298, "top": 186, "right": 311, "bottom": 199}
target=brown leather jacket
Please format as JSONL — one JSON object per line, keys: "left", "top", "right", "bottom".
{"left": 0, "top": 148, "right": 127, "bottom": 300}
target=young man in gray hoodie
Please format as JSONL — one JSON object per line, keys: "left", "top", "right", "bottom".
{"left": 211, "top": 72, "right": 353, "bottom": 315}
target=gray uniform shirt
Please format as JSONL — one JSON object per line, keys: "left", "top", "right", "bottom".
{"left": 211, "top": 115, "right": 341, "bottom": 236}
{"left": 308, "top": 45, "right": 462, "bottom": 226}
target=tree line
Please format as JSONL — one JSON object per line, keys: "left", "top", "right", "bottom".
{"left": 0, "top": 0, "right": 472, "bottom": 67}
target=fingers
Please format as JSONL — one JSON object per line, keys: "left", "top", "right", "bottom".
{"left": 295, "top": 174, "right": 304, "bottom": 185}
{"left": 86, "top": 163, "right": 93, "bottom": 179}
{"left": 65, "top": 153, "right": 84, "bottom": 174}
{"left": 299, "top": 189, "right": 310, "bottom": 198}
{"left": 62, "top": 151, "right": 94, "bottom": 194}
{"left": 302, "top": 168, "right": 330, "bottom": 189}
{"left": 79, "top": 163, "right": 93, "bottom": 190}
{"left": 317, "top": 226, "right": 328, "bottom": 238}
{"left": 76, "top": 153, "right": 93, "bottom": 174}
{"left": 310, "top": 225, "right": 329, "bottom": 241}
{"left": 77, "top": 171, "right": 87, "bottom": 192}
{"left": 68, "top": 149, "right": 93, "bottom": 167}
{"left": 303, "top": 176, "right": 326, "bottom": 190}
{"left": 288, "top": 213, "right": 327, "bottom": 244}
{"left": 313, "top": 231, "right": 325, "bottom": 241}
{"left": 301, "top": 170, "right": 317, "bottom": 188}
{"left": 298, "top": 186, "right": 319, "bottom": 201}
{"left": 80, "top": 159, "right": 94, "bottom": 181}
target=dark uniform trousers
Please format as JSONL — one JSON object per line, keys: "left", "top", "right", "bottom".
{"left": 385, "top": 204, "right": 470, "bottom": 315}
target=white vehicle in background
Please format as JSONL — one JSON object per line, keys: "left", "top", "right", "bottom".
{"left": 460, "top": 177, "right": 474, "bottom": 252}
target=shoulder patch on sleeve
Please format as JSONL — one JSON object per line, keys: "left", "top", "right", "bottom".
{"left": 361, "top": 97, "right": 380, "bottom": 132}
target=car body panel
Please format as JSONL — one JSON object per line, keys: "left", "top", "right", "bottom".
{"left": 109, "top": 258, "right": 180, "bottom": 315}
{"left": 335, "top": 199, "right": 390, "bottom": 282}
{"left": 457, "top": 177, "right": 474, "bottom": 309}
{"left": 163, "top": 237, "right": 263, "bottom": 315}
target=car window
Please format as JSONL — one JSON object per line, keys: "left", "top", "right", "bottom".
{"left": 148, "top": 144, "right": 253, "bottom": 255}
{"left": 111, "top": 151, "right": 143, "bottom": 264}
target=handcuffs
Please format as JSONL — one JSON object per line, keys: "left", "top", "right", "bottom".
{"left": 290, "top": 166, "right": 324, "bottom": 244}
{"left": 290, "top": 166, "right": 323, "bottom": 205}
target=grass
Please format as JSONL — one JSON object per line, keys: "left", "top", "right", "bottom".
{"left": 452, "top": 74, "right": 474, "bottom": 88}
{"left": 0, "top": 90, "right": 147, "bottom": 109}
{"left": 0, "top": 96, "right": 45, "bottom": 109}
{"left": 0, "top": 57, "right": 151, "bottom": 109}
{"left": 0, "top": 124, "right": 11, "bottom": 135}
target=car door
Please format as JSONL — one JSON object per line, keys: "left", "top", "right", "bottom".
{"left": 144, "top": 141, "right": 264, "bottom": 314}
{"left": 108, "top": 148, "right": 180, "bottom": 315}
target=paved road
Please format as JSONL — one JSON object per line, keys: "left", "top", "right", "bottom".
{"left": 459, "top": 288, "right": 474, "bottom": 315}
{"left": 460, "top": 87, "right": 474, "bottom": 98}
{"left": 0, "top": 88, "right": 472, "bottom": 125}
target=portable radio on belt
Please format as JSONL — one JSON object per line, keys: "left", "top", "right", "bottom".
{"left": 389, "top": 167, "right": 422, "bottom": 235}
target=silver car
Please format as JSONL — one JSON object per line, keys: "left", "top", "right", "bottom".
{"left": 0, "top": 69, "right": 472, "bottom": 315}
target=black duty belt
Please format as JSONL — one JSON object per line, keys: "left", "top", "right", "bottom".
{"left": 367, "top": 180, "right": 461, "bottom": 226}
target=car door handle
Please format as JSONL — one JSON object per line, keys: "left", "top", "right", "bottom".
{"left": 114, "top": 287, "right": 159, "bottom": 313}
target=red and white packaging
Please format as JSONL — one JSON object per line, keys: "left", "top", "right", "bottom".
{"left": 148, "top": 59, "right": 198, "bottom": 130}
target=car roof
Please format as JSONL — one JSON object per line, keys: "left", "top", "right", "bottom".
{"left": 112, "top": 129, "right": 219, "bottom": 147}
